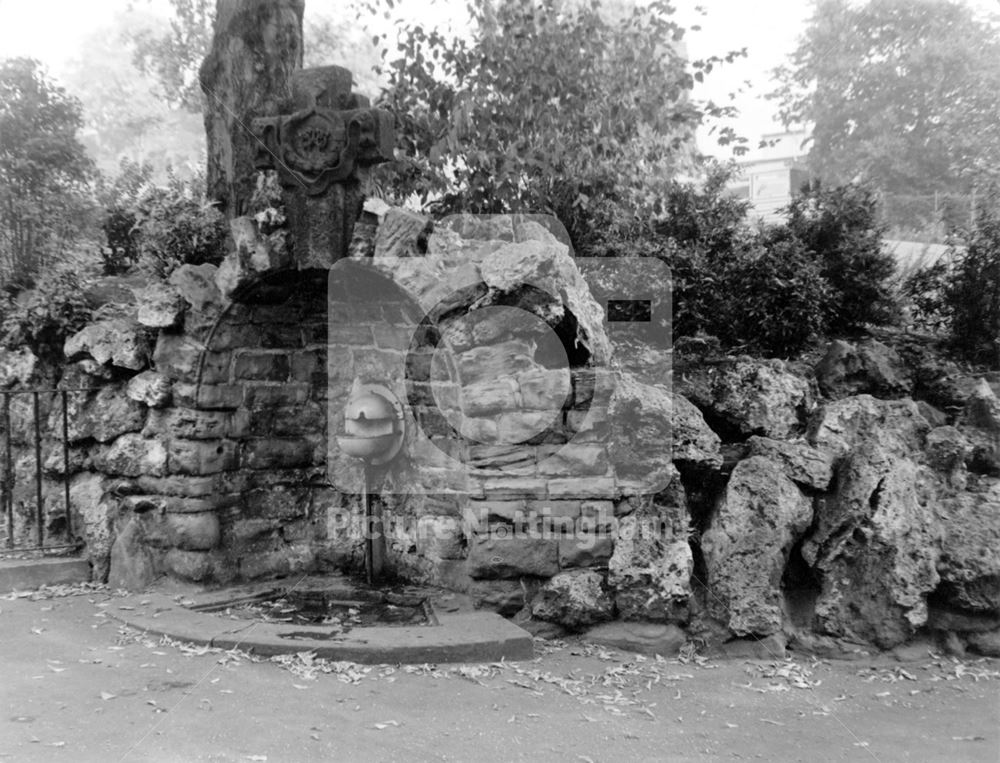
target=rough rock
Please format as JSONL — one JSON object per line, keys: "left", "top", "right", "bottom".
{"left": 58, "top": 385, "right": 147, "bottom": 443}
{"left": 69, "top": 473, "right": 116, "bottom": 581}
{"left": 0, "top": 348, "right": 37, "bottom": 387}
{"left": 924, "top": 426, "right": 972, "bottom": 476}
{"left": 747, "top": 436, "right": 834, "bottom": 490}
{"left": 934, "top": 479, "right": 1000, "bottom": 614}
{"left": 702, "top": 457, "right": 813, "bottom": 636}
{"left": 107, "top": 518, "right": 157, "bottom": 591}
{"left": 126, "top": 371, "right": 173, "bottom": 408}
{"left": 374, "top": 224, "right": 610, "bottom": 366}
{"left": 469, "top": 579, "right": 532, "bottom": 616}
{"left": 815, "top": 338, "right": 912, "bottom": 399}
{"left": 582, "top": 621, "right": 686, "bottom": 656}
{"left": 607, "top": 374, "right": 680, "bottom": 492}
{"left": 92, "top": 434, "right": 168, "bottom": 477}
{"left": 134, "top": 282, "right": 184, "bottom": 328}
{"left": 216, "top": 218, "right": 293, "bottom": 301}
{"left": 677, "top": 357, "right": 812, "bottom": 439}
{"left": 807, "top": 395, "right": 930, "bottom": 459}
{"left": 373, "top": 207, "right": 433, "bottom": 258}
{"left": 671, "top": 394, "right": 723, "bottom": 473}
{"left": 965, "top": 630, "right": 1000, "bottom": 657}
{"left": 171, "top": 263, "right": 226, "bottom": 313}
{"left": 608, "top": 499, "right": 692, "bottom": 622}
{"left": 806, "top": 444, "right": 942, "bottom": 648}
{"left": 64, "top": 319, "right": 149, "bottom": 370}
{"left": 531, "top": 569, "right": 614, "bottom": 629}
{"left": 962, "top": 379, "right": 1000, "bottom": 432}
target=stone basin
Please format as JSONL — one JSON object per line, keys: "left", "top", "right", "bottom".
{"left": 109, "top": 576, "right": 534, "bottom": 664}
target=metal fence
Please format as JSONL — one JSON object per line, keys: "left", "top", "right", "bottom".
{"left": 0, "top": 388, "right": 94, "bottom": 555}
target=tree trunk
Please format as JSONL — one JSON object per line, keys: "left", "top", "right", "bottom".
{"left": 199, "top": 0, "right": 305, "bottom": 219}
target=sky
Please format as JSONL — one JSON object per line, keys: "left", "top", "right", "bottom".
{"left": 0, "top": 0, "right": 997, "bottom": 159}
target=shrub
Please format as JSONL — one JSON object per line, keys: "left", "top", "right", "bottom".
{"left": 97, "top": 159, "right": 155, "bottom": 275}
{"left": 130, "top": 170, "right": 227, "bottom": 279}
{"left": 716, "top": 228, "right": 831, "bottom": 356}
{"left": 785, "top": 182, "right": 898, "bottom": 333}
{"left": 907, "top": 192, "right": 1000, "bottom": 364}
{"left": 0, "top": 252, "right": 94, "bottom": 362}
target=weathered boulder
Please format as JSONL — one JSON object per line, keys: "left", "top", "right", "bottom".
{"left": 966, "top": 630, "right": 1000, "bottom": 657}
{"left": 608, "top": 497, "right": 692, "bottom": 622}
{"left": 671, "top": 394, "right": 724, "bottom": 474}
{"left": 531, "top": 569, "right": 614, "bottom": 629}
{"left": 815, "top": 338, "right": 912, "bottom": 399}
{"left": 747, "top": 436, "right": 834, "bottom": 490}
{"left": 607, "top": 374, "right": 679, "bottom": 492}
{"left": 373, "top": 207, "right": 433, "bottom": 258}
{"left": 924, "top": 426, "right": 972, "bottom": 475}
{"left": 126, "top": 371, "right": 173, "bottom": 408}
{"left": 582, "top": 621, "right": 687, "bottom": 656}
{"left": 64, "top": 318, "right": 149, "bottom": 371}
{"left": 807, "top": 395, "right": 930, "bottom": 459}
{"left": 805, "top": 444, "right": 942, "bottom": 648}
{"left": 134, "top": 282, "right": 184, "bottom": 328}
{"left": 677, "top": 357, "right": 812, "bottom": 439}
{"left": 702, "top": 456, "right": 813, "bottom": 636}
{"left": 92, "top": 434, "right": 168, "bottom": 477}
{"left": 0, "top": 347, "right": 37, "bottom": 387}
{"left": 216, "top": 217, "right": 293, "bottom": 301}
{"left": 57, "top": 385, "right": 147, "bottom": 443}
{"left": 69, "top": 473, "right": 117, "bottom": 582}
{"left": 107, "top": 518, "right": 157, "bottom": 591}
{"left": 934, "top": 479, "right": 1000, "bottom": 614}
{"left": 962, "top": 379, "right": 1000, "bottom": 432}
{"left": 171, "top": 263, "right": 226, "bottom": 313}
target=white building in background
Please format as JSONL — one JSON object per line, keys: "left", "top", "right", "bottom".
{"left": 729, "top": 130, "right": 810, "bottom": 223}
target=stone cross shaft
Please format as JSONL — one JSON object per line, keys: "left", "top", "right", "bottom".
{"left": 252, "top": 66, "right": 394, "bottom": 268}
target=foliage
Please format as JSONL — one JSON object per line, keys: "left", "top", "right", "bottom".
{"left": 771, "top": 0, "right": 1000, "bottom": 194}
{"left": 369, "top": 0, "right": 744, "bottom": 231}
{"left": 62, "top": 14, "right": 206, "bottom": 177}
{"left": 127, "top": 0, "right": 214, "bottom": 112}
{"left": 906, "top": 192, "right": 1000, "bottom": 364}
{"left": 785, "top": 181, "right": 898, "bottom": 333}
{"left": 0, "top": 253, "right": 95, "bottom": 361}
{"left": 0, "top": 58, "right": 97, "bottom": 292}
{"left": 128, "top": 170, "right": 227, "bottom": 279}
{"left": 96, "top": 159, "right": 156, "bottom": 275}
{"left": 304, "top": 13, "right": 382, "bottom": 95}
{"left": 717, "top": 229, "right": 831, "bottom": 356}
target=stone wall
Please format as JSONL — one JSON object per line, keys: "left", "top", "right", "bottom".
{"left": 2, "top": 205, "right": 999, "bottom": 659}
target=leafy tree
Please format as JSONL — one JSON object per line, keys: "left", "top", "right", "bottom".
{"left": 369, "top": 0, "right": 744, "bottom": 234}
{"left": 0, "top": 58, "right": 96, "bottom": 291}
{"left": 127, "top": 0, "right": 214, "bottom": 113}
{"left": 304, "top": 14, "right": 382, "bottom": 95}
{"left": 771, "top": 0, "right": 1000, "bottom": 194}
{"left": 905, "top": 189, "right": 1000, "bottom": 364}
{"left": 785, "top": 181, "right": 898, "bottom": 333}
{"left": 62, "top": 15, "right": 206, "bottom": 176}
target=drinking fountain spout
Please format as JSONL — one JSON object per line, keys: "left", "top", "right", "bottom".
{"left": 335, "top": 384, "right": 405, "bottom": 584}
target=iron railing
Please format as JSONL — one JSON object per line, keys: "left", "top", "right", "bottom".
{"left": 0, "top": 388, "right": 96, "bottom": 554}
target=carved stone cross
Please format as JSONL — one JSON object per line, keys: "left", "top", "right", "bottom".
{"left": 252, "top": 65, "right": 394, "bottom": 268}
